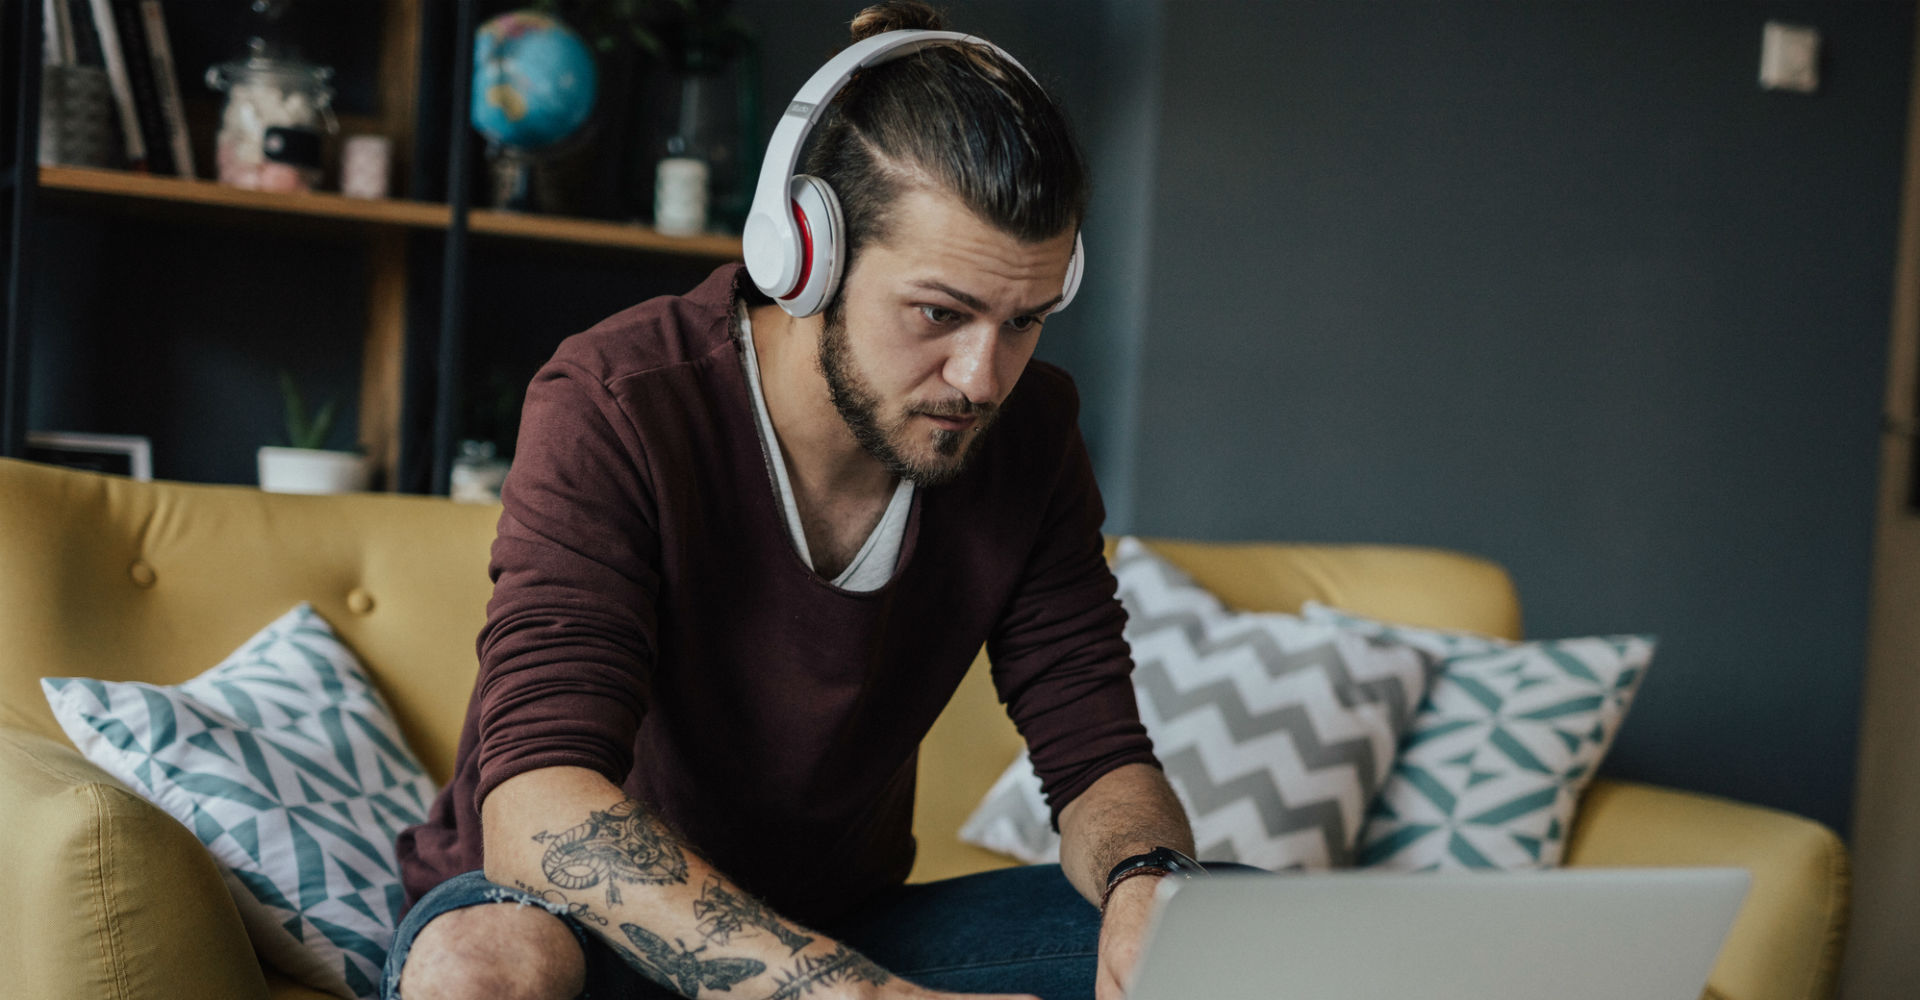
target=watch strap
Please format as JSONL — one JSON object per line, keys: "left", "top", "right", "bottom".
{"left": 1100, "top": 846, "right": 1205, "bottom": 913}
{"left": 1099, "top": 864, "right": 1171, "bottom": 912}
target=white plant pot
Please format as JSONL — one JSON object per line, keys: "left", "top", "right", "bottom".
{"left": 257, "top": 446, "right": 372, "bottom": 495}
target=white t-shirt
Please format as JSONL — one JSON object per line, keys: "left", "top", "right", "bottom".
{"left": 737, "top": 304, "right": 912, "bottom": 592}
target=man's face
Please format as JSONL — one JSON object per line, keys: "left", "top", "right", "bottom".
{"left": 820, "top": 185, "right": 1077, "bottom": 486}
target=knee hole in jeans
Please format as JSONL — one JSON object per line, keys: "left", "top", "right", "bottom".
{"left": 396, "top": 900, "right": 587, "bottom": 1000}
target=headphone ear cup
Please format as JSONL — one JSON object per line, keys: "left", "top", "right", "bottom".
{"left": 1057, "top": 231, "right": 1086, "bottom": 312}
{"left": 777, "top": 175, "right": 846, "bottom": 318}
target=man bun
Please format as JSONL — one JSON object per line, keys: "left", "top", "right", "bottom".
{"left": 849, "top": 1, "right": 948, "bottom": 41}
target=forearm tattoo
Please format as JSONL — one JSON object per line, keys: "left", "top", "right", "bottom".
{"left": 532, "top": 800, "right": 690, "bottom": 905}
{"left": 528, "top": 800, "right": 890, "bottom": 999}
{"left": 694, "top": 876, "right": 816, "bottom": 954}
{"left": 619, "top": 922, "right": 766, "bottom": 997}
{"left": 510, "top": 878, "right": 609, "bottom": 928}
{"left": 764, "top": 944, "right": 893, "bottom": 1000}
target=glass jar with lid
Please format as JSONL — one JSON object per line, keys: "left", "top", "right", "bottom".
{"left": 205, "top": 38, "right": 336, "bottom": 193}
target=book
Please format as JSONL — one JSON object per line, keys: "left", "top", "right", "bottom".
{"left": 107, "top": 0, "right": 172, "bottom": 175}
{"left": 40, "top": 0, "right": 124, "bottom": 170}
{"left": 45, "top": 0, "right": 77, "bottom": 66}
{"left": 138, "top": 1, "right": 195, "bottom": 179}
{"left": 65, "top": 0, "right": 103, "bottom": 68}
{"left": 84, "top": 0, "right": 146, "bottom": 168}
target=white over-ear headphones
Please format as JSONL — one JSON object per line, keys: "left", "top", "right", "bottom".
{"left": 741, "top": 29, "right": 1087, "bottom": 319}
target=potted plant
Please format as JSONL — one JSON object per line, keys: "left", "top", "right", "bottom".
{"left": 256, "top": 372, "right": 371, "bottom": 494}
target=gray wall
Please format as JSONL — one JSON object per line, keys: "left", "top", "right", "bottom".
{"left": 739, "top": 1, "right": 1912, "bottom": 832}
{"left": 1125, "top": 1, "right": 1912, "bottom": 833}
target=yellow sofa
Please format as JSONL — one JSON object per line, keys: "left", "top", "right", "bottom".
{"left": 0, "top": 456, "right": 1848, "bottom": 1000}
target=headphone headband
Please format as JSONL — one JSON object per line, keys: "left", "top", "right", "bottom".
{"left": 742, "top": 29, "right": 1085, "bottom": 317}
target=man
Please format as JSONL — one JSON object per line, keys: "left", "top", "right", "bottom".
{"left": 386, "top": 6, "right": 1200, "bottom": 999}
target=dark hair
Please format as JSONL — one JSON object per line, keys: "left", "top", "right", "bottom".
{"left": 802, "top": 1, "right": 1088, "bottom": 268}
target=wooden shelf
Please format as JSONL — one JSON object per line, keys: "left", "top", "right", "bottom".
{"left": 35, "top": 165, "right": 743, "bottom": 259}
{"left": 468, "top": 208, "right": 742, "bottom": 257}
{"left": 39, "top": 164, "right": 451, "bottom": 229}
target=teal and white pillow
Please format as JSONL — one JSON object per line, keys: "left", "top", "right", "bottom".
{"left": 1303, "top": 601, "right": 1653, "bottom": 871}
{"left": 962, "top": 539, "right": 1434, "bottom": 870}
{"left": 42, "top": 604, "right": 436, "bottom": 1000}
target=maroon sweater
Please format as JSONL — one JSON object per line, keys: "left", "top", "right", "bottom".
{"left": 397, "top": 264, "right": 1155, "bottom": 925}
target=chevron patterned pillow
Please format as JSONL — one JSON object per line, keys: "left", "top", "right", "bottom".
{"left": 961, "top": 537, "right": 1434, "bottom": 870}
{"left": 42, "top": 604, "right": 436, "bottom": 1000}
{"left": 1302, "top": 602, "right": 1654, "bottom": 870}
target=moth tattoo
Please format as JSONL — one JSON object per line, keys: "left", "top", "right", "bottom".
{"left": 618, "top": 922, "right": 766, "bottom": 997}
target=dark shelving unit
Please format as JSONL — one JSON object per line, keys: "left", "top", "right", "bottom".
{"left": 0, "top": 0, "right": 741, "bottom": 493}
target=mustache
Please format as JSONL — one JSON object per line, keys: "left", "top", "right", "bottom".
{"left": 911, "top": 398, "right": 996, "bottom": 420}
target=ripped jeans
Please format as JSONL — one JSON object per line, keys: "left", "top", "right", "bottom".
{"left": 381, "top": 865, "right": 1106, "bottom": 1000}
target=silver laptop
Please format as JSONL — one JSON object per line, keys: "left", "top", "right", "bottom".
{"left": 1129, "top": 867, "right": 1749, "bottom": 1000}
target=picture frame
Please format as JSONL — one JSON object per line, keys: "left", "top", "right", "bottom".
{"left": 25, "top": 431, "right": 154, "bottom": 481}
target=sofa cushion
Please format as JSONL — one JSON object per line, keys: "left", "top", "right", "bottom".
{"left": 42, "top": 604, "right": 437, "bottom": 1000}
{"left": 0, "top": 725, "right": 270, "bottom": 1000}
{"left": 960, "top": 537, "right": 1432, "bottom": 870}
{"left": 1302, "top": 602, "right": 1654, "bottom": 870}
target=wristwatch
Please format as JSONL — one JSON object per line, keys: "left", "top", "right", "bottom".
{"left": 1100, "top": 846, "right": 1206, "bottom": 912}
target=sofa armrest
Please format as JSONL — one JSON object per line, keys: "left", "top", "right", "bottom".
{"left": 0, "top": 725, "right": 268, "bottom": 1000}
{"left": 1563, "top": 779, "right": 1849, "bottom": 1000}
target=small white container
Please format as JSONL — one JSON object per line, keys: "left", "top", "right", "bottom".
{"left": 340, "top": 134, "right": 391, "bottom": 199}
{"left": 450, "top": 440, "right": 509, "bottom": 504}
{"left": 654, "top": 156, "right": 709, "bottom": 236}
{"left": 257, "top": 446, "right": 371, "bottom": 494}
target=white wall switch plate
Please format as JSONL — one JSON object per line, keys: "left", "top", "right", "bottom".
{"left": 1760, "top": 21, "right": 1820, "bottom": 93}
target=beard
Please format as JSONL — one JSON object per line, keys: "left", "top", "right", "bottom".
{"left": 817, "top": 301, "right": 1001, "bottom": 487}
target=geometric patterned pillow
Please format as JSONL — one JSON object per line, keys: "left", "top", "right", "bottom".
{"left": 41, "top": 604, "right": 436, "bottom": 1000}
{"left": 960, "top": 539, "right": 1434, "bottom": 870}
{"left": 1301, "top": 601, "right": 1653, "bottom": 871}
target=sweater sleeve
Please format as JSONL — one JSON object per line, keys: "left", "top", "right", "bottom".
{"left": 986, "top": 414, "right": 1158, "bottom": 827}
{"left": 472, "top": 361, "right": 662, "bottom": 812}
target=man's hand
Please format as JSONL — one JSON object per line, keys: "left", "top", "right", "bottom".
{"left": 1056, "top": 764, "right": 1195, "bottom": 999}
{"left": 1093, "top": 874, "right": 1161, "bottom": 1000}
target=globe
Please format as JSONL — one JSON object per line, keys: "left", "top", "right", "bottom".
{"left": 471, "top": 11, "right": 598, "bottom": 152}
